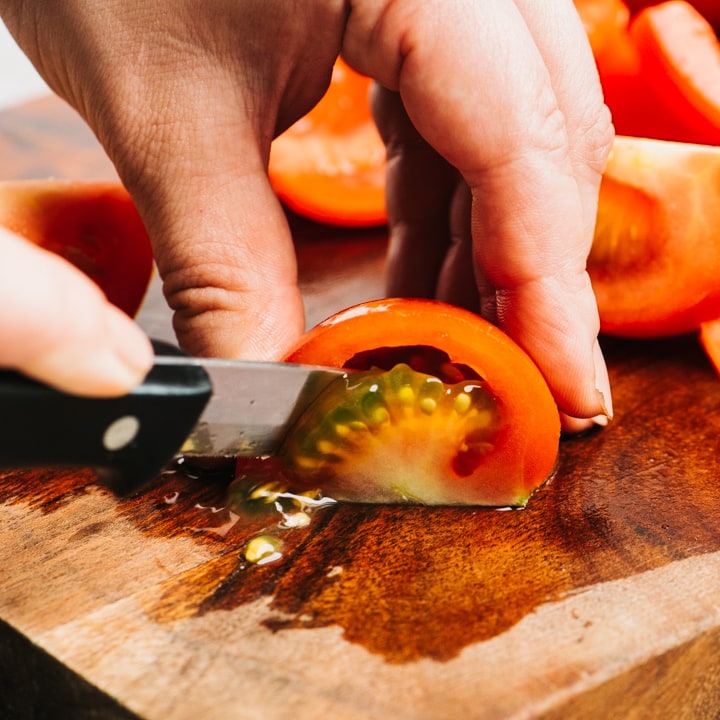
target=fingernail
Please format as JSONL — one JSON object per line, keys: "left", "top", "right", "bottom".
{"left": 593, "top": 339, "right": 613, "bottom": 419}
{"left": 561, "top": 412, "right": 609, "bottom": 435}
{"left": 105, "top": 305, "right": 154, "bottom": 388}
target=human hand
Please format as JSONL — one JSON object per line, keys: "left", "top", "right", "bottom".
{"left": 0, "top": 227, "right": 153, "bottom": 395}
{"left": 1, "top": 0, "right": 613, "bottom": 425}
{"left": 345, "top": 1, "right": 615, "bottom": 426}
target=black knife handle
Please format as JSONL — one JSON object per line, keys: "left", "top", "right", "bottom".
{"left": 0, "top": 341, "right": 212, "bottom": 495}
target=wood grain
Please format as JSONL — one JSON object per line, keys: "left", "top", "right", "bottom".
{"left": 1, "top": 95, "right": 720, "bottom": 720}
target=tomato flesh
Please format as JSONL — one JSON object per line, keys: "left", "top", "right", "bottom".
{"left": 281, "top": 363, "right": 510, "bottom": 505}
{"left": 279, "top": 298, "right": 561, "bottom": 507}
{"left": 589, "top": 136, "right": 720, "bottom": 337}
{"left": 269, "top": 59, "right": 387, "bottom": 227}
{"left": 700, "top": 319, "right": 720, "bottom": 377}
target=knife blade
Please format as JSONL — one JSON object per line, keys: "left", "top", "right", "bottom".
{"left": 0, "top": 340, "right": 347, "bottom": 496}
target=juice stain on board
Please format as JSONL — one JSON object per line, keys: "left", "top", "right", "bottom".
{"left": 2, "top": 336, "right": 720, "bottom": 663}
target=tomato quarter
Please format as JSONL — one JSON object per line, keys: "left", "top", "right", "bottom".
{"left": 589, "top": 136, "right": 720, "bottom": 337}
{"left": 0, "top": 180, "right": 154, "bottom": 317}
{"left": 268, "top": 58, "right": 387, "bottom": 228}
{"left": 700, "top": 319, "right": 720, "bottom": 377}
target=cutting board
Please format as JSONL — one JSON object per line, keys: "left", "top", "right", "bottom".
{"left": 1, "top": 96, "right": 720, "bottom": 720}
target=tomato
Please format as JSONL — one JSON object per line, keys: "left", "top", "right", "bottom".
{"left": 628, "top": 1, "right": 720, "bottom": 145}
{"left": 0, "top": 180, "right": 153, "bottom": 317}
{"left": 575, "top": 0, "right": 662, "bottom": 139}
{"left": 623, "top": 0, "right": 720, "bottom": 29}
{"left": 576, "top": 1, "right": 720, "bottom": 143}
{"left": 588, "top": 135, "right": 720, "bottom": 337}
{"left": 268, "top": 58, "right": 387, "bottom": 228}
{"left": 699, "top": 319, "right": 720, "bottom": 376}
{"left": 575, "top": 0, "right": 633, "bottom": 59}
{"left": 279, "top": 298, "right": 560, "bottom": 507}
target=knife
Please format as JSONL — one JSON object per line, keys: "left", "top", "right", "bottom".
{"left": 0, "top": 340, "right": 347, "bottom": 495}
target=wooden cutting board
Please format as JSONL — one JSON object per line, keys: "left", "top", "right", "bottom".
{"left": 1, "top": 96, "right": 720, "bottom": 720}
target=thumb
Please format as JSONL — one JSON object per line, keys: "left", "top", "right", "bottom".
{"left": 100, "top": 80, "right": 305, "bottom": 362}
{"left": 0, "top": 228, "right": 153, "bottom": 396}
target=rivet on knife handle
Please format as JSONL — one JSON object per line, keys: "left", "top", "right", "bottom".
{"left": 0, "top": 342, "right": 212, "bottom": 496}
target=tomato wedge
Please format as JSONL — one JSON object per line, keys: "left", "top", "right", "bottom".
{"left": 700, "top": 319, "right": 720, "bottom": 376}
{"left": 268, "top": 58, "right": 387, "bottom": 227}
{"left": 628, "top": 1, "right": 720, "bottom": 145}
{"left": 588, "top": 135, "right": 720, "bottom": 337}
{"left": 278, "top": 298, "right": 560, "bottom": 507}
{"left": 577, "top": 1, "right": 720, "bottom": 142}
{"left": 0, "top": 180, "right": 153, "bottom": 317}
{"left": 624, "top": 0, "right": 720, "bottom": 29}
{"left": 576, "top": 0, "right": 634, "bottom": 60}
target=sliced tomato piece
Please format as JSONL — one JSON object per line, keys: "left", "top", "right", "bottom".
{"left": 578, "top": 1, "right": 720, "bottom": 142}
{"left": 575, "top": 0, "right": 661, "bottom": 138}
{"left": 280, "top": 298, "right": 560, "bottom": 507}
{"left": 575, "top": 0, "right": 633, "bottom": 60}
{"left": 588, "top": 135, "right": 720, "bottom": 337}
{"left": 624, "top": 0, "right": 720, "bottom": 29}
{"left": 268, "top": 58, "right": 387, "bottom": 228}
{"left": 628, "top": 1, "right": 720, "bottom": 145}
{"left": 699, "top": 318, "right": 720, "bottom": 376}
{"left": 0, "top": 180, "right": 153, "bottom": 317}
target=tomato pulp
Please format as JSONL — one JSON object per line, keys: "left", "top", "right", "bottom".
{"left": 268, "top": 58, "right": 387, "bottom": 227}
{"left": 0, "top": 180, "right": 154, "bottom": 317}
{"left": 576, "top": 0, "right": 720, "bottom": 143}
{"left": 589, "top": 136, "right": 720, "bottom": 337}
{"left": 277, "top": 298, "right": 560, "bottom": 507}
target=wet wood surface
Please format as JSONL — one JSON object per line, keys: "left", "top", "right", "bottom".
{"left": 1, "top": 95, "right": 720, "bottom": 720}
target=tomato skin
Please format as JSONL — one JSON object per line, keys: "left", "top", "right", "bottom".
{"left": 268, "top": 59, "right": 387, "bottom": 228}
{"left": 576, "top": 1, "right": 720, "bottom": 143}
{"left": 624, "top": 0, "right": 720, "bottom": 29}
{"left": 589, "top": 136, "right": 720, "bottom": 337}
{"left": 628, "top": 1, "right": 720, "bottom": 145}
{"left": 700, "top": 319, "right": 720, "bottom": 376}
{"left": 284, "top": 298, "right": 560, "bottom": 507}
{"left": 0, "top": 180, "right": 153, "bottom": 317}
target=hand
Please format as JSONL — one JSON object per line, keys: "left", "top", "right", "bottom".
{"left": 0, "top": 227, "right": 153, "bottom": 395}
{"left": 0, "top": 0, "right": 613, "bottom": 424}
{"left": 347, "top": 2, "right": 615, "bottom": 425}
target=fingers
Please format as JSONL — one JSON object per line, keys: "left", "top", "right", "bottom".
{"left": 0, "top": 228, "right": 153, "bottom": 396}
{"left": 88, "top": 15, "right": 309, "bottom": 361}
{"left": 370, "top": 85, "right": 458, "bottom": 298}
{"left": 122, "top": 120, "right": 306, "bottom": 361}
{"left": 3, "top": 2, "right": 347, "bottom": 362}
{"left": 345, "top": 0, "right": 614, "bottom": 419}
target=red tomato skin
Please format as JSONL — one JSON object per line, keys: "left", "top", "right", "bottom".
{"left": 284, "top": 298, "right": 561, "bottom": 507}
{"left": 699, "top": 319, "right": 720, "bottom": 377}
{"left": 628, "top": 1, "right": 720, "bottom": 145}
{"left": 0, "top": 180, "right": 153, "bottom": 317}
{"left": 624, "top": 0, "right": 720, "bottom": 29}
{"left": 577, "top": 1, "right": 720, "bottom": 143}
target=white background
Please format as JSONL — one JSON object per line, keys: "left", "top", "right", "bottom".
{"left": 0, "top": 20, "right": 50, "bottom": 110}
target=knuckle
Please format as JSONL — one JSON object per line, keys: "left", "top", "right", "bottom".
{"left": 574, "top": 99, "right": 615, "bottom": 177}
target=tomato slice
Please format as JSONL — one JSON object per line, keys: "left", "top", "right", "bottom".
{"left": 0, "top": 180, "right": 154, "bottom": 317}
{"left": 623, "top": 0, "right": 720, "bottom": 30}
{"left": 280, "top": 298, "right": 560, "bottom": 507}
{"left": 268, "top": 58, "right": 387, "bottom": 227}
{"left": 575, "top": 0, "right": 634, "bottom": 59}
{"left": 577, "top": 1, "right": 720, "bottom": 142}
{"left": 627, "top": 1, "right": 720, "bottom": 144}
{"left": 699, "top": 318, "right": 720, "bottom": 376}
{"left": 588, "top": 135, "right": 720, "bottom": 337}
{"left": 575, "top": 0, "right": 661, "bottom": 139}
